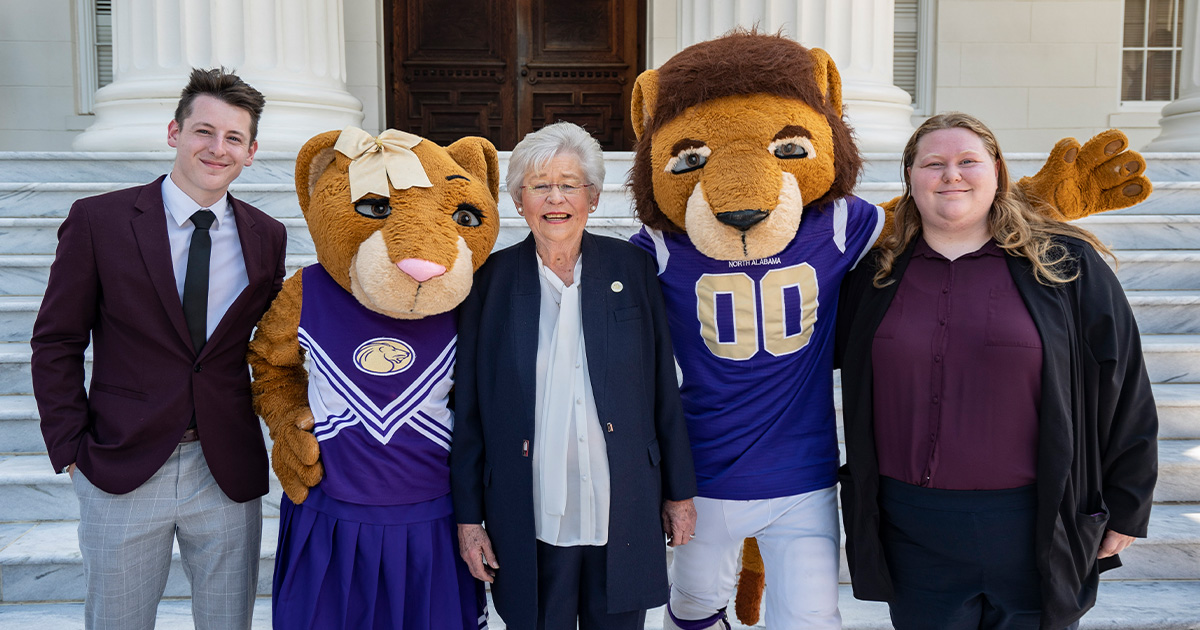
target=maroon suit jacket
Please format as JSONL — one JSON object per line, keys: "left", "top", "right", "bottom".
{"left": 31, "top": 175, "right": 287, "bottom": 502}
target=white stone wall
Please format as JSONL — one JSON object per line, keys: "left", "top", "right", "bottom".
{"left": 0, "top": 0, "right": 89, "bottom": 150}
{"left": 933, "top": 0, "right": 1162, "bottom": 151}
{"left": 345, "top": 0, "right": 385, "bottom": 134}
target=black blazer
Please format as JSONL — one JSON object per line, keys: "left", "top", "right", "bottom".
{"left": 451, "top": 232, "right": 696, "bottom": 628}
{"left": 32, "top": 176, "right": 288, "bottom": 502}
{"left": 835, "top": 237, "right": 1157, "bottom": 629}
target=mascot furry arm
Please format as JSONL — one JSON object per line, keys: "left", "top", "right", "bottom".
{"left": 628, "top": 31, "right": 1150, "bottom": 626}
{"left": 247, "top": 128, "right": 499, "bottom": 503}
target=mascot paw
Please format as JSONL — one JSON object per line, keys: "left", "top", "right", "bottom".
{"left": 270, "top": 411, "right": 324, "bottom": 504}
{"left": 734, "top": 537, "right": 765, "bottom": 625}
{"left": 1019, "top": 129, "right": 1151, "bottom": 220}
{"left": 272, "top": 438, "right": 323, "bottom": 504}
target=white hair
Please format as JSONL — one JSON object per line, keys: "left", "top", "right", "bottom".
{"left": 506, "top": 121, "right": 605, "bottom": 205}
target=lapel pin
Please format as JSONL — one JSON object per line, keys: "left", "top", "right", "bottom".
{"left": 610, "top": 281, "right": 623, "bottom": 293}
{"left": 522, "top": 440, "right": 530, "bottom": 457}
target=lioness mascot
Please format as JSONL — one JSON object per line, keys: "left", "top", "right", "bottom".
{"left": 247, "top": 128, "right": 499, "bottom": 629}
{"left": 627, "top": 31, "right": 1150, "bottom": 629}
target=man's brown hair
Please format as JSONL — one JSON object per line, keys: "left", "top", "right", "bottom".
{"left": 174, "top": 67, "right": 266, "bottom": 142}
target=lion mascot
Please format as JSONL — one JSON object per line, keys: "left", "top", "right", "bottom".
{"left": 247, "top": 127, "right": 499, "bottom": 629}
{"left": 626, "top": 31, "right": 1150, "bottom": 628}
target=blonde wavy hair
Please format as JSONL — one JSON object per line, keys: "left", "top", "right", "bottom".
{"left": 874, "top": 112, "right": 1113, "bottom": 287}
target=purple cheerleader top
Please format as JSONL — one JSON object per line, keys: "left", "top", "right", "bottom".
{"left": 298, "top": 264, "right": 457, "bottom": 506}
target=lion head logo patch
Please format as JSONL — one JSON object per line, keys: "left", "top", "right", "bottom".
{"left": 353, "top": 338, "right": 416, "bottom": 375}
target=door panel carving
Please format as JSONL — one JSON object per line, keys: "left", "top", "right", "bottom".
{"left": 387, "top": 0, "right": 641, "bottom": 150}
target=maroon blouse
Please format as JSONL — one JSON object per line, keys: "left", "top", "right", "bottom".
{"left": 871, "top": 238, "right": 1042, "bottom": 490}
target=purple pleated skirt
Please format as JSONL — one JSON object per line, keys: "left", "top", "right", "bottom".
{"left": 272, "top": 486, "right": 487, "bottom": 630}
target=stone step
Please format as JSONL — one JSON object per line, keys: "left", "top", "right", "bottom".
{"left": 1111, "top": 251, "right": 1200, "bottom": 291}
{"left": 1142, "top": 335, "right": 1200, "bottom": 385}
{"left": 0, "top": 395, "right": 43, "bottom": 453}
{"left": 1128, "top": 290, "right": 1200, "bottom": 335}
{"left": 2, "top": 581, "right": 1198, "bottom": 629}
{"left": 0, "top": 254, "right": 321, "bottom": 299}
{"left": 1, "top": 525, "right": 1195, "bottom": 627}
{"left": 0, "top": 518, "right": 278, "bottom": 603}
{"left": 0, "top": 343, "right": 87, "bottom": 396}
{"left": 1078, "top": 214, "right": 1200, "bottom": 250}
{"left": 1105, "top": 503, "right": 1200, "bottom": 581}
{"left": 1114, "top": 181, "right": 1200, "bottom": 216}
{"left": 1157, "top": 440, "right": 1200, "bottom": 503}
{"left": 0, "top": 182, "right": 304, "bottom": 219}
{"left": 0, "top": 296, "right": 39, "bottom": 343}
{"left": 0, "top": 454, "right": 285, "bottom": 522}
{"left": 1156, "top": 383, "right": 1200, "bottom": 439}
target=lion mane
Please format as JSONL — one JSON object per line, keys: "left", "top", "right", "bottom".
{"left": 630, "top": 29, "right": 862, "bottom": 233}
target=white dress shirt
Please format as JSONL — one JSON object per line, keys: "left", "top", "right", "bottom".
{"left": 532, "top": 253, "right": 611, "bottom": 546}
{"left": 162, "top": 175, "right": 249, "bottom": 343}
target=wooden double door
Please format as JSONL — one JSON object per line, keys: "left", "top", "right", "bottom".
{"left": 385, "top": 0, "right": 643, "bottom": 151}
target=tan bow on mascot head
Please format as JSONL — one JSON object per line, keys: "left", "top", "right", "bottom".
{"left": 630, "top": 30, "right": 1150, "bottom": 627}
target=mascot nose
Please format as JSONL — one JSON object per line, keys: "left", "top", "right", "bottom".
{"left": 396, "top": 258, "right": 447, "bottom": 282}
{"left": 716, "top": 210, "right": 769, "bottom": 231}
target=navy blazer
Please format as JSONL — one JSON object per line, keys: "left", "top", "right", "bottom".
{"left": 32, "top": 175, "right": 288, "bottom": 502}
{"left": 451, "top": 232, "right": 696, "bottom": 628}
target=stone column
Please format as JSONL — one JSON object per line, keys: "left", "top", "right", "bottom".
{"left": 678, "top": 0, "right": 914, "bottom": 151}
{"left": 1144, "top": 0, "right": 1200, "bottom": 151}
{"left": 73, "top": 0, "right": 363, "bottom": 152}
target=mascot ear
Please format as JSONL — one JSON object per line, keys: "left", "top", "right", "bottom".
{"left": 809, "top": 48, "right": 844, "bottom": 118}
{"left": 447, "top": 136, "right": 501, "bottom": 201}
{"left": 631, "top": 69, "right": 659, "bottom": 140}
{"left": 295, "top": 130, "right": 342, "bottom": 214}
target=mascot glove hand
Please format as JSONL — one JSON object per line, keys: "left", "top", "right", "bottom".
{"left": 1019, "top": 129, "right": 1150, "bottom": 220}
{"left": 269, "top": 409, "right": 323, "bottom": 504}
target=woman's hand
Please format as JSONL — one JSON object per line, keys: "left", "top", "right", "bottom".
{"left": 1098, "top": 529, "right": 1136, "bottom": 559}
{"left": 662, "top": 498, "right": 698, "bottom": 547}
{"left": 457, "top": 523, "right": 499, "bottom": 582}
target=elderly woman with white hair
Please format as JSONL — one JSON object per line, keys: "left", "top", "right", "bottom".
{"left": 451, "top": 121, "right": 697, "bottom": 629}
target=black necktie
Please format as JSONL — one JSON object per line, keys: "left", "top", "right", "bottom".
{"left": 182, "top": 209, "right": 216, "bottom": 354}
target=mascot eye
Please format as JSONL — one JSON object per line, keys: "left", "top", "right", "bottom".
{"left": 354, "top": 198, "right": 391, "bottom": 219}
{"left": 452, "top": 204, "right": 483, "bottom": 227}
{"left": 769, "top": 136, "right": 815, "bottom": 160}
{"left": 666, "top": 145, "right": 711, "bottom": 175}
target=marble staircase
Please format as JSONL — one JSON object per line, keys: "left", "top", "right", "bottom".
{"left": 0, "top": 151, "right": 1197, "bottom": 628}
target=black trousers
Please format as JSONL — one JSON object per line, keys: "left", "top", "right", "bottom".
{"left": 878, "top": 477, "right": 1080, "bottom": 630}
{"left": 535, "top": 541, "right": 646, "bottom": 630}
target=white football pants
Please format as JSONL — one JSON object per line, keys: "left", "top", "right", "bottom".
{"left": 669, "top": 485, "right": 841, "bottom": 629}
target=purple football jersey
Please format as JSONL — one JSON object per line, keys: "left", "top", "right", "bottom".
{"left": 631, "top": 196, "right": 883, "bottom": 499}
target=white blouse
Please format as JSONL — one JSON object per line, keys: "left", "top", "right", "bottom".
{"left": 532, "top": 253, "right": 611, "bottom": 546}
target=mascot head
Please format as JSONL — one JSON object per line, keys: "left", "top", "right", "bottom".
{"left": 295, "top": 127, "right": 500, "bottom": 319}
{"left": 630, "top": 30, "right": 862, "bottom": 261}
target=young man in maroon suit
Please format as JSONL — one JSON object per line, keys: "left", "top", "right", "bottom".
{"left": 31, "top": 68, "right": 287, "bottom": 629}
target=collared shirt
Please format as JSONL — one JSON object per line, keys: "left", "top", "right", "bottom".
{"left": 162, "top": 175, "right": 249, "bottom": 343}
{"left": 532, "top": 253, "right": 611, "bottom": 546}
{"left": 871, "top": 237, "right": 1041, "bottom": 490}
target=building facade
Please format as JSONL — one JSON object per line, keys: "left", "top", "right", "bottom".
{"left": 1, "top": 0, "right": 1196, "bottom": 153}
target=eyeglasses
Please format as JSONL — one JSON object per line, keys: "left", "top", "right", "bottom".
{"left": 521, "top": 183, "right": 594, "bottom": 197}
